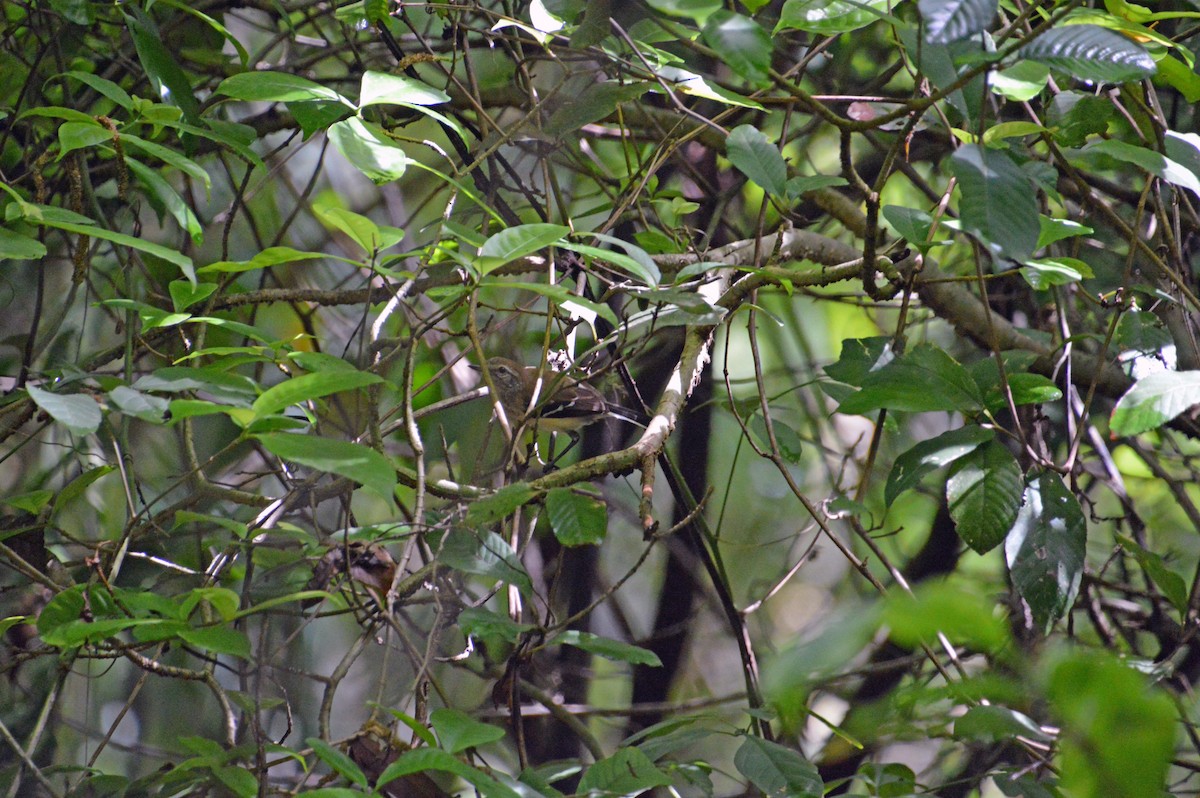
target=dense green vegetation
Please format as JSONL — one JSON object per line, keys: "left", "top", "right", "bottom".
{"left": 3, "top": 0, "right": 1200, "bottom": 795}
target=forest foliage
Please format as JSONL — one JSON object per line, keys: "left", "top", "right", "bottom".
{"left": 3, "top": 0, "right": 1200, "bottom": 795}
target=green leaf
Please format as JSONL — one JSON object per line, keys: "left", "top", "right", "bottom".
{"left": 543, "top": 82, "right": 650, "bottom": 138}
{"left": 837, "top": 344, "right": 984, "bottom": 415}
{"left": 430, "top": 708, "right": 506, "bottom": 754}
{"left": 18, "top": 203, "right": 195, "bottom": 282}
{"left": 1116, "top": 535, "right": 1188, "bottom": 615}
{"left": 947, "top": 441, "right": 1023, "bottom": 554}
{"left": 702, "top": 11, "right": 772, "bottom": 86}
{"left": 762, "top": 603, "right": 880, "bottom": 726}
{"left": 579, "top": 748, "right": 672, "bottom": 796}
{"left": 213, "top": 766, "right": 258, "bottom": 798}
{"left": 733, "top": 737, "right": 823, "bottom": 798}
{"left": 123, "top": 7, "right": 201, "bottom": 124}
{"left": 920, "top": 0, "right": 997, "bottom": 44}
{"left": 168, "top": 279, "right": 216, "bottom": 311}
{"left": 378, "top": 748, "right": 521, "bottom": 798}
{"left": 3, "top": 490, "right": 53, "bottom": 513}
{"left": 950, "top": 144, "right": 1039, "bottom": 263}
{"left": 990, "top": 60, "right": 1049, "bottom": 101}
{"left": 567, "top": 232, "right": 661, "bottom": 285}
{"left": 556, "top": 630, "right": 662, "bottom": 666}
{"left": 57, "top": 120, "right": 111, "bottom": 158}
{"left": 27, "top": 384, "right": 102, "bottom": 435}
{"left": 61, "top": 70, "right": 134, "bottom": 109}
{"left": 776, "top": 0, "right": 891, "bottom": 33}
{"left": 1082, "top": 138, "right": 1200, "bottom": 198}
{"left": 199, "top": 246, "right": 327, "bottom": 274}
{"left": 126, "top": 158, "right": 203, "bottom": 244}
{"left": 1110, "top": 369, "right": 1200, "bottom": 435}
{"left": 477, "top": 223, "right": 570, "bottom": 274}
{"left": 884, "top": 582, "right": 1014, "bottom": 657}
{"left": 885, "top": 425, "right": 994, "bottom": 505}
{"left": 457, "top": 607, "right": 536, "bottom": 643}
{"left": 216, "top": 72, "right": 349, "bottom": 104}
{"left": 644, "top": 0, "right": 722, "bottom": 22}
{"left": 1005, "top": 469, "right": 1086, "bottom": 631}
{"left": 52, "top": 465, "right": 116, "bottom": 515}
{"left": 1115, "top": 311, "right": 1171, "bottom": 354}
{"left": 256, "top": 433, "right": 396, "bottom": 502}
{"left": 119, "top": 133, "right": 212, "bottom": 190}
{"left": 287, "top": 100, "right": 353, "bottom": 139}
{"left": 252, "top": 370, "right": 383, "bottom": 420}
{"left": 0, "top": 226, "right": 47, "bottom": 261}
{"left": 1044, "top": 648, "right": 1175, "bottom": 798}
{"left": 882, "top": 205, "right": 934, "bottom": 247}
{"left": 1019, "top": 24, "right": 1156, "bottom": 84}
{"left": 654, "top": 66, "right": 764, "bottom": 109}
{"left": 1155, "top": 54, "right": 1200, "bottom": 102}
{"left": 311, "top": 202, "right": 401, "bottom": 254}
{"left": 327, "top": 116, "right": 410, "bottom": 184}
{"left": 1037, "top": 216, "right": 1093, "bottom": 248}
{"left": 178, "top": 625, "right": 251, "bottom": 659}
{"left": 440, "top": 530, "right": 534, "bottom": 596}
{"left": 108, "top": 385, "right": 169, "bottom": 423}
{"left": 726, "top": 125, "right": 788, "bottom": 197}
{"left": 545, "top": 487, "right": 607, "bottom": 546}
{"left": 358, "top": 70, "right": 450, "bottom": 107}
{"left": 466, "top": 484, "right": 539, "bottom": 526}
{"left": 1004, "top": 372, "right": 1064, "bottom": 406}
{"left": 954, "top": 705, "right": 1051, "bottom": 743}
{"left": 306, "top": 738, "right": 367, "bottom": 789}
{"left": 498, "top": 280, "right": 620, "bottom": 327}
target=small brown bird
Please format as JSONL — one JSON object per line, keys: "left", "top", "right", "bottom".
{"left": 473, "top": 357, "right": 645, "bottom": 438}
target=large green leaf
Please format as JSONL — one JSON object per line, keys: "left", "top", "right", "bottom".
{"left": 17, "top": 203, "right": 195, "bottom": 282}
{"left": 57, "top": 120, "right": 111, "bottom": 158}
{"left": 885, "top": 425, "right": 994, "bottom": 505}
{"left": 27, "top": 385, "right": 103, "bottom": 435}
{"left": 430, "top": 708, "right": 505, "bottom": 754}
{"left": 702, "top": 11, "right": 772, "bottom": 86}
{"left": 123, "top": 7, "right": 201, "bottom": 124}
{"left": 776, "top": 0, "right": 893, "bottom": 34}
{"left": 883, "top": 583, "right": 1014, "bottom": 657}
{"left": 947, "top": 441, "right": 1023, "bottom": 554}
{"left": 327, "top": 117, "right": 410, "bottom": 184}
{"left": 440, "top": 530, "right": 533, "bottom": 596}
{"left": 1081, "top": 138, "right": 1200, "bottom": 198}
{"left": 255, "top": 433, "right": 396, "bottom": 502}
{"left": 544, "top": 82, "right": 650, "bottom": 138}
{"left": 126, "top": 158, "right": 203, "bottom": 244}
{"left": 919, "top": 0, "right": 997, "bottom": 43}
{"left": 0, "top": 226, "right": 46, "bottom": 261}
{"left": 579, "top": 748, "right": 672, "bottom": 797}
{"left": 1019, "top": 24, "right": 1156, "bottom": 84}
{"left": 733, "top": 737, "right": 823, "bottom": 798}
{"left": 836, "top": 344, "right": 984, "bottom": 415}
{"left": 358, "top": 71, "right": 450, "bottom": 107}
{"left": 1110, "top": 369, "right": 1200, "bottom": 435}
{"left": 377, "top": 748, "right": 520, "bottom": 798}
{"left": 1044, "top": 648, "right": 1175, "bottom": 798}
{"left": 252, "top": 370, "right": 384, "bottom": 421}
{"left": 950, "top": 144, "right": 1039, "bottom": 263}
{"left": 546, "top": 487, "right": 607, "bottom": 546}
{"left": 216, "top": 72, "right": 349, "bottom": 104}
{"left": 556, "top": 630, "right": 662, "bottom": 666}
{"left": 1005, "top": 469, "right": 1086, "bottom": 631}
{"left": 726, "top": 125, "right": 788, "bottom": 197}
{"left": 199, "top": 246, "right": 327, "bottom": 274}
{"left": 477, "top": 223, "right": 570, "bottom": 274}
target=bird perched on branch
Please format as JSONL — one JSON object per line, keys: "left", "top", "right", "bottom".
{"left": 474, "top": 357, "right": 646, "bottom": 438}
